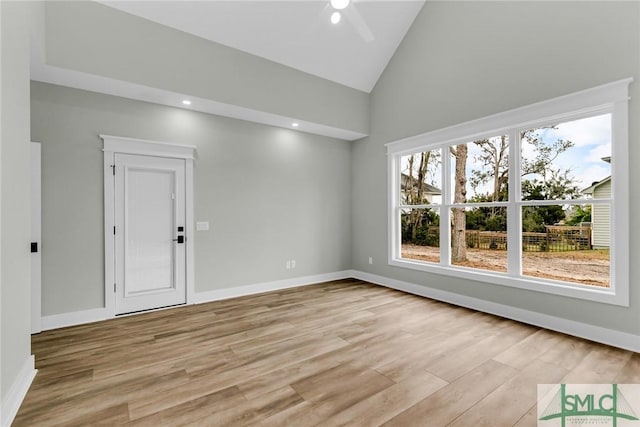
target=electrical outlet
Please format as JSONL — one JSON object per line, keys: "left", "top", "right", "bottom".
{"left": 291, "top": 260, "right": 296, "bottom": 269}
{"left": 286, "top": 260, "right": 291, "bottom": 269}
{"left": 369, "top": 257, "right": 373, "bottom": 264}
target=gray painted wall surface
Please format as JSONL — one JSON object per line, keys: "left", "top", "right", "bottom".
{"left": 31, "top": 82, "right": 352, "bottom": 316}
{"left": 352, "top": 1, "right": 640, "bottom": 334}
{"left": 44, "top": 1, "right": 370, "bottom": 136}
{"left": 1, "top": 0, "right": 42, "bottom": 399}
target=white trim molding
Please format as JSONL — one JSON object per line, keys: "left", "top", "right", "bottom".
{"left": 101, "top": 134, "right": 198, "bottom": 160}
{"left": 37, "top": 271, "right": 353, "bottom": 330}
{"left": 30, "top": 142, "right": 42, "bottom": 334}
{"left": 31, "top": 50, "right": 367, "bottom": 141}
{"left": 386, "top": 78, "right": 633, "bottom": 155}
{"left": 351, "top": 270, "right": 640, "bottom": 353}
{"left": 41, "top": 307, "right": 110, "bottom": 331}
{"left": 31, "top": 270, "right": 639, "bottom": 354}
{"left": 1, "top": 355, "right": 37, "bottom": 427}
{"left": 101, "top": 135, "right": 197, "bottom": 318}
{"left": 192, "top": 271, "right": 353, "bottom": 304}
{"left": 386, "top": 78, "right": 632, "bottom": 306}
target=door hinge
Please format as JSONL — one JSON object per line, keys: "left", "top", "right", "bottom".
{"left": 114, "top": 283, "right": 116, "bottom": 293}
{"left": 111, "top": 165, "right": 115, "bottom": 175}
{"left": 113, "top": 226, "right": 116, "bottom": 235}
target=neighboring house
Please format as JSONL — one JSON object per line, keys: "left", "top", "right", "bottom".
{"left": 400, "top": 173, "right": 442, "bottom": 204}
{"left": 582, "top": 157, "right": 611, "bottom": 249}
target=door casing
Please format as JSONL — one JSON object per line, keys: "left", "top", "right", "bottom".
{"left": 31, "top": 142, "right": 42, "bottom": 334}
{"left": 102, "top": 135, "right": 197, "bottom": 317}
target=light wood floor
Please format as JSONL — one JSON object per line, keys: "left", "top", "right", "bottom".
{"left": 15, "top": 279, "right": 640, "bottom": 426}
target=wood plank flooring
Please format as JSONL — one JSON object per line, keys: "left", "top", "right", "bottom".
{"left": 14, "top": 279, "right": 640, "bottom": 426}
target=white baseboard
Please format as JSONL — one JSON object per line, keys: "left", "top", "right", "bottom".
{"left": 41, "top": 307, "right": 109, "bottom": 331}
{"left": 192, "top": 270, "right": 353, "bottom": 304}
{"left": 351, "top": 270, "right": 640, "bottom": 353}
{"left": 1, "top": 355, "right": 36, "bottom": 427}
{"left": 40, "top": 271, "right": 353, "bottom": 330}
{"left": 37, "top": 270, "right": 639, "bottom": 354}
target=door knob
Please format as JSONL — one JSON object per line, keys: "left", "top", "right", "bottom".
{"left": 173, "top": 236, "right": 184, "bottom": 244}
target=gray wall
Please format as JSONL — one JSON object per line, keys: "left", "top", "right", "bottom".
{"left": 44, "top": 1, "right": 369, "bottom": 136}
{"left": 1, "top": 0, "right": 43, "bottom": 402}
{"left": 352, "top": 1, "right": 640, "bottom": 334}
{"left": 31, "top": 82, "right": 352, "bottom": 316}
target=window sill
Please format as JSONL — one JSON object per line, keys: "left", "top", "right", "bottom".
{"left": 388, "top": 257, "right": 627, "bottom": 307}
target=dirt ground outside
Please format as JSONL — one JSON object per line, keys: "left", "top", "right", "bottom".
{"left": 401, "top": 244, "right": 610, "bottom": 287}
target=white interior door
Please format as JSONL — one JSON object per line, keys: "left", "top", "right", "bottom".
{"left": 114, "top": 153, "right": 186, "bottom": 314}
{"left": 31, "top": 142, "right": 42, "bottom": 333}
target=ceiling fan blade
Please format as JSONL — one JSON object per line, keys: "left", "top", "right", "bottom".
{"left": 313, "top": 3, "right": 338, "bottom": 33}
{"left": 344, "top": 5, "right": 374, "bottom": 43}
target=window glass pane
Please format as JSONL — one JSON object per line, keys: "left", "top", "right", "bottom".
{"left": 449, "top": 135, "right": 509, "bottom": 204}
{"left": 450, "top": 207, "right": 507, "bottom": 273}
{"left": 522, "top": 205, "right": 610, "bottom": 287}
{"left": 401, "top": 208, "right": 440, "bottom": 263}
{"left": 520, "top": 114, "right": 611, "bottom": 201}
{"left": 400, "top": 150, "right": 442, "bottom": 205}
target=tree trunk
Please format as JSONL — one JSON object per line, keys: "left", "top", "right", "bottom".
{"left": 411, "top": 152, "right": 430, "bottom": 241}
{"left": 407, "top": 155, "right": 417, "bottom": 240}
{"left": 452, "top": 144, "right": 468, "bottom": 262}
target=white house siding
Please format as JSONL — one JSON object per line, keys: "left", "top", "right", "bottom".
{"left": 592, "top": 179, "right": 611, "bottom": 248}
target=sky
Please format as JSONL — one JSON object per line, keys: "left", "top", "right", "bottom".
{"left": 401, "top": 113, "right": 612, "bottom": 204}
{"left": 531, "top": 113, "right": 611, "bottom": 191}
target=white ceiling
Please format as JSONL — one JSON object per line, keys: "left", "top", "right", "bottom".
{"left": 98, "top": 1, "right": 425, "bottom": 93}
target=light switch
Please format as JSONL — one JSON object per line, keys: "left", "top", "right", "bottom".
{"left": 196, "top": 221, "right": 210, "bottom": 231}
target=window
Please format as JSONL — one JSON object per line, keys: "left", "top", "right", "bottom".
{"left": 387, "top": 79, "right": 631, "bottom": 306}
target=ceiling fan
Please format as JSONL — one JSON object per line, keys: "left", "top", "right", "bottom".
{"left": 328, "top": 0, "right": 374, "bottom": 43}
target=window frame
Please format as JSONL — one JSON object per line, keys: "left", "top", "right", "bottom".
{"left": 386, "top": 79, "right": 632, "bottom": 306}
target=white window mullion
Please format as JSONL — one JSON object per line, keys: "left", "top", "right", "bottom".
{"left": 507, "top": 129, "right": 521, "bottom": 277}
{"left": 610, "top": 98, "right": 629, "bottom": 298}
{"left": 441, "top": 147, "right": 451, "bottom": 266}
{"left": 388, "top": 154, "right": 400, "bottom": 262}
{"left": 516, "top": 198, "right": 610, "bottom": 207}
{"left": 385, "top": 78, "right": 631, "bottom": 306}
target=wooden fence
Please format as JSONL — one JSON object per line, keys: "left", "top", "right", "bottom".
{"left": 522, "top": 225, "right": 591, "bottom": 252}
{"left": 426, "top": 225, "right": 592, "bottom": 252}
{"left": 465, "top": 230, "right": 507, "bottom": 250}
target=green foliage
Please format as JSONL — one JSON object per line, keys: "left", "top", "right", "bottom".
{"left": 465, "top": 206, "right": 506, "bottom": 232}
{"left": 413, "top": 225, "right": 440, "bottom": 247}
{"left": 520, "top": 173, "right": 580, "bottom": 232}
{"left": 401, "top": 209, "right": 440, "bottom": 246}
{"left": 485, "top": 213, "right": 506, "bottom": 232}
{"left": 522, "top": 207, "right": 546, "bottom": 233}
{"left": 521, "top": 174, "right": 579, "bottom": 201}
{"left": 465, "top": 194, "right": 507, "bottom": 232}
{"left": 522, "top": 205, "right": 566, "bottom": 232}
{"left": 566, "top": 205, "right": 592, "bottom": 225}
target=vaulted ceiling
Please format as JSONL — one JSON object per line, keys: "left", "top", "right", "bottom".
{"left": 32, "top": 1, "right": 425, "bottom": 140}
{"left": 98, "top": 1, "right": 425, "bottom": 93}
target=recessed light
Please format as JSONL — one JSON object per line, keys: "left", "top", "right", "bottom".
{"left": 292, "top": 123, "right": 299, "bottom": 127}
{"left": 330, "top": 11, "right": 341, "bottom": 25}
{"left": 182, "top": 100, "right": 192, "bottom": 106}
{"left": 330, "top": 0, "right": 350, "bottom": 10}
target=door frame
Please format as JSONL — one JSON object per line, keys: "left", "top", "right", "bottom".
{"left": 31, "top": 142, "right": 42, "bottom": 334}
{"left": 102, "top": 135, "right": 197, "bottom": 317}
